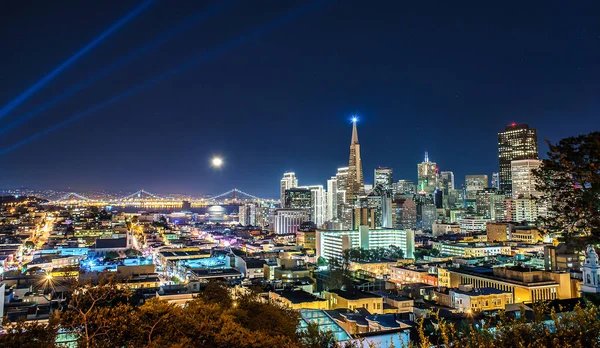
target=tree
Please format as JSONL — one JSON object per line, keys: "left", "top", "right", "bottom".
{"left": 24, "top": 240, "right": 35, "bottom": 250}
{"left": 198, "top": 280, "right": 233, "bottom": 309}
{"left": 0, "top": 316, "right": 59, "bottom": 348}
{"left": 299, "top": 322, "right": 337, "bottom": 348}
{"left": 317, "top": 256, "right": 328, "bottom": 267}
{"left": 406, "top": 302, "right": 600, "bottom": 348}
{"left": 533, "top": 132, "right": 600, "bottom": 248}
{"left": 387, "top": 245, "right": 405, "bottom": 259}
{"left": 103, "top": 251, "right": 119, "bottom": 261}
{"left": 125, "top": 249, "right": 141, "bottom": 258}
{"left": 58, "top": 279, "right": 134, "bottom": 348}
{"left": 325, "top": 256, "right": 349, "bottom": 290}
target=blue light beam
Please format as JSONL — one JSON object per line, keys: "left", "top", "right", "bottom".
{"left": 0, "top": 0, "right": 237, "bottom": 136}
{"left": 0, "top": 0, "right": 155, "bottom": 121}
{"left": 0, "top": 1, "right": 328, "bottom": 156}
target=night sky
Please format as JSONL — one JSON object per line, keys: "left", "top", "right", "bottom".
{"left": 1, "top": 1, "right": 599, "bottom": 198}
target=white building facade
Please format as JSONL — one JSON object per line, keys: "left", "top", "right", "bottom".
{"left": 316, "top": 227, "right": 414, "bottom": 261}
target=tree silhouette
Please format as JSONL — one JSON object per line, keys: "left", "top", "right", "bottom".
{"left": 533, "top": 132, "right": 600, "bottom": 248}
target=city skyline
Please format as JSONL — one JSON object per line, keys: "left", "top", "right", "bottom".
{"left": 1, "top": 1, "right": 599, "bottom": 196}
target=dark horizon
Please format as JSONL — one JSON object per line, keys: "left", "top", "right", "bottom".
{"left": 1, "top": 1, "right": 598, "bottom": 197}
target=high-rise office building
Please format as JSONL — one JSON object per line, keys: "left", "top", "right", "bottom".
{"left": 255, "top": 202, "right": 273, "bottom": 228}
{"left": 440, "top": 171, "right": 455, "bottom": 192}
{"left": 393, "top": 197, "right": 417, "bottom": 230}
{"left": 491, "top": 172, "right": 500, "bottom": 190}
{"left": 326, "top": 177, "right": 338, "bottom": 221}
{"left": 335, "top": 167, "right": 348, "bottom": 227}
{"left": 394, "top": 180, "right": 416, "bottom": 196}
{"left": 239, "top": 203, "right": 257, "bottom": 226}
{"left": 354, "top": 186, "right": 393, "bottom": 229}
{"left": 511, "top": 159, "right": 542, "bottom": 199}
{"left": 374, "top": 167, "right": 393, "bottom": 191}
{"left": 299, "top": 185, "right": 327, "bottom": 227}
{"left": 346, "top": 120, "right": 364, "bottom": 203}
{"left": 475, "top": 188, "right": 504, "bottom": 219}
{"left": 284, "top": 188, "right": 311, "bottom": 214}
{"left": 465, "top": 174, "right": 488, "bottom": 199}
{"left": 498, "top": 123, "right": 538, "bottom": 197}
{"left": 415, "top": 194, "right": 436, "bottom": 231}
{"left": 417, "top": 152, "right": 437, "bottom": 194}
{"left": 280, "top": 172, "right": 298, "bottom": 205}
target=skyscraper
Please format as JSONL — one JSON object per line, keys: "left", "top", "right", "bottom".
{"left": 511, "top": 159, "right": 542, "bottom": 199}
{"left": 284, "top": 188, "right": 311, "bottom": 212}
{"left": 394, "top": 180, "right": 416, "bottom": 196}
{"left": 498, "top": 123, "right": 538, "bottom": 197}
{"left": 393, "top": 197, "right": 417, "bottom": 230}
{"left": 417, "top": 152, "right": 437, "bottom": 193}
{"left": 345, "top": 119, "right": 364, "bottom": 203}
{"left": 280, "top": 172, "right": 298, "bottom": 205}
{"left": 374, "top": 167, "right": 393, "bottom": 191}
{"left": 326, "top": 177, "right": 338, "bottom": 221}
{"left": 239, "top": 203, "right": 257, "bottom": 226}
{"left": 465, "top": 174, "right": 489, "bottom": 199}
{"left": 335, "top": 167, "right": 348, "bottom": 223}
{"left": 299, "top": 185, "right": 327, "bottom": 227}
{"left": 440, "top": 171, "right": 455, "bottom": 192}
{"left": 491, "top": 172, "right": 500, "bottom": 190}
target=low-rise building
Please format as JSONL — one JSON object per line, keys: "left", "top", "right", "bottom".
{"left": 269, "top": 290, "right": 327, "bottom": 310}
{"left": 236, "top": 258, "right": 266, "bottom": 279}
{"left": 389, "top": 265, "right": 438, "bottom": 286}
{"left": 457, "top": 216, "right": 491, "bottom": 232}
{"left": 348, "top": 261, "right": 396, "bottom": 278}
{"left": 449, "top": 286, "right": 513, "bottom": 313}
{"left": 433, "top": 241, "right": 512, "bottom": 258}
{"left": 544, "top": 244, "right": 581, "bottom": 272}
{"left": 431, "top": 222, "right": 460, "bottom": 237}
{"left": 486, "top": 223, "right": 510, "bottom": 242}
{"left": 510, "top": 226, "right": 542, "bottom": 243}
{"left": 447, "top": 265, "right": 576, "bottom": 303}
{"left": 296, "top": 230, "right": 316, "bottom": 250}
{"left": 323, "top": 289, "right": 384, "bottom": 314}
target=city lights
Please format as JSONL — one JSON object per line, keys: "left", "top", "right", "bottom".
{"left": 0, "top": 1, "right": 596, "bottom": 346}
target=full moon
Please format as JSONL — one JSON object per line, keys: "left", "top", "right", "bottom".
{"left": 211, "top": 157, "right": 223, "bottom": 168}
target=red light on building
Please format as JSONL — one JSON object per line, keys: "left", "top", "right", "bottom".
{"left": 511, "top": 122, "right": 516, "bottom": 126}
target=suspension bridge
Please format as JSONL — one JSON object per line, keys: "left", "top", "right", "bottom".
{"left": 52, "top": 188, "right": 276, "bottom": 207}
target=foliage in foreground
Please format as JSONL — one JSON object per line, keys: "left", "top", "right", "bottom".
{"left": 3, "top": 280, "right": 600, "bottom": 348}
{"left": 533, "top": 131, "right": 600, "bottom": 248}
{"left": 1, "top": 280, "right": 303, "bottom": 348}
{"left": 406, "top": 302, "right": 600, "bottom": 348}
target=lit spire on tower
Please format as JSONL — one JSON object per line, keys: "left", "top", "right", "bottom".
{"left": 351, "top": 116, "right": 359, "bottom": 145}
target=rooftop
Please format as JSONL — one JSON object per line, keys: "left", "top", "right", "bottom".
{"left": 452, "top": 287, "right": 511, "bottom": 296}
{"left": 327, "top": 289, "right": 381, "bottom": 300}
{"left": 273, "top": 290, "right": 325, "bottom": 304}
{"left": 365, "top": 314, "right": 401, "bottom": 329}
{"left": 94, "top": 238, "right": 127, "bottom": 249}
{"left": 159, "top": 250, "right": 211, "bottom": 258}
